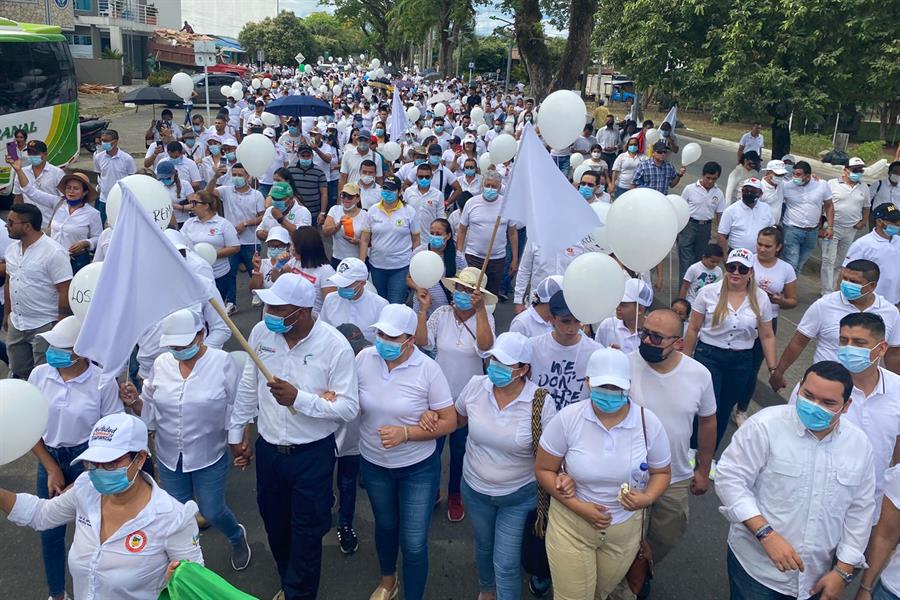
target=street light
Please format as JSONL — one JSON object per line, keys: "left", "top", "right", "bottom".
{"left": 490, "top": 16, "right": 515, "bottom": 92}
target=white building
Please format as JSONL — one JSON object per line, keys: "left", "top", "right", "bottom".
{"left": 180, "top": 0, "right": 277, "bottom": 40}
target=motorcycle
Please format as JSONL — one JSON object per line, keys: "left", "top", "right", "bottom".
{"left": 79, "top": 117, "right": 110, "bottom": 153}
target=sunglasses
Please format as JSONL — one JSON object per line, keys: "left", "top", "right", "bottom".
{"left": 340, "top": 193, "right": 356, "bottom": 199}
{"left": 638, "top": 328, "right": 678, "bottom": 345}
{"left": 725, "top": 263, "right": 751, "bottom": 275}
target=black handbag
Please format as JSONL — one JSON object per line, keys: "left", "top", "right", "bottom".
{"left": 520, "top": 387, "right": 551, "bottom": 578}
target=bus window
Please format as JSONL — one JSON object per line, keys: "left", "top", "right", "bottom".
{"left": 28, "top": 42, "right": 77, "bottom": 109}
{"left": 0, "top": 44, "right": 31, "bottom": 114}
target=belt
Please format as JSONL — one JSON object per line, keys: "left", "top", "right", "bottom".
{"left": 690, "top": 217, "right": 712, "bottom": 225}
{"left": 266, "top": 434, "right": 335, "bottom": 455}
{"left": 789, "top": 224, "right": 818, "bottom": 231}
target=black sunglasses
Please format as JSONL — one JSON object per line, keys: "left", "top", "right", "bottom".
{"left": 638, "top": 328, "right": 679, "bottom": 345}
{"left": 725, "top": 263, "right": 751, "bottom": 275}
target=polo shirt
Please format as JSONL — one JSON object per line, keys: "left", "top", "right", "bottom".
{"left": 718, "top": 200, "right": 775, "bottom": 251}
{"left": 93, "top": 150, "right": 136, "bottom": 200}
{"left": 797, "top": 291, "right": 900, "bottom": 362}
{"left": 843, "top": 230, "right": 900, "bottom": 304}
{"left": 782, "top": 179, "right": 832, "bottom": 228}
{"left": 829, "top": 178, "right": 871, "bottom": 228}
{"left": 403, "top": 185, "right": 445, "bottom": 232}
{"left": 361, "top": 202, "right": 420, "bottom": 270}
{"left": 693, "top": 281, "right": 773, "bottom": 350}
{"left": 180, "top": 215, "right": 240, "bottom": 278}
{"left": 681, "top": 181, "right": 725, "bottom": 221}
{"left": 340, "top": 148, "right": 384, "bottom": 183}
{"left": 5, "top": 234, "right": 73, "bottom": 330}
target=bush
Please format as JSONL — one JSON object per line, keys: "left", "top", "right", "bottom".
{"left": 101, "top": 48, "right": 124, "bottom": 59}
{"left": 850, "top": 141, "right": 886, "bottom": 164}
{"left": 790, "top": 134, "right": 832, "bottom": 158}
{"left": 148, "top": 69, "right": 175, "bottom": 87}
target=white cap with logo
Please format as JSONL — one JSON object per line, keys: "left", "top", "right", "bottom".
{"left": 71, "top": 413, "right": 149, "bottom": 466}
{"left": 622, "top": 278, "right": 653, "bottom": 307}
{"left": 585, "top": 347, "right": 631, "bottom": 390}
{"left": 371, "top": 304, "right": 418, "bottom": 337}
{"left": 727, "top": 247, "right": 755, "bottom": 268}
{"left": 329, "top": 257, "right": 369, "bottom": 288}
{"left": 265, "top": 225, "right": 290, "bottom": 245}
{"left": 847, "top": 157, "right": 866, "bottom": 168}
{"left": 765, "top": 160, "right": 787, "bottom": 175}
{"left": 254, "top": 273, "right": 316, "bottom": 307}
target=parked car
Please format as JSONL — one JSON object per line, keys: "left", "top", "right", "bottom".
{"left": 162, "top": 72, "right": 244, "bottom": 108}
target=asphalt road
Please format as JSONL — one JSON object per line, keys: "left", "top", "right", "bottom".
{"left": 0, "top": 105, "right": 837, "bottom": 600}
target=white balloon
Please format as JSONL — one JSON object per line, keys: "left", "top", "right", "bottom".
{"left": 470, "top": 107, "right": 484, "bottom": 124}
{"left": 370, "top": 58, "right": 381, "bottom": 69}
{"left": 608, "top": 188, "right": 678, "bottom": 272}
{"left": 193, "top": 242, "right": 217, "bottom": 266}
{"left": 230, "top": 351, "right": 249, "bottom": 373}
{"left": 363, "top": 86, "right": 373, "bottom": 99}
{"left": 375, "top": 68, "right": 384, "bottom": 79}
{"left": 343, "top": 77, "right": 351, "bottom": 86}
{"left": 262, "top": 77, "right": 272, "bottom": 89}
{"left": 489, "top": 134, "right": 517, "bottom": 164}
{"left": 236, "top": 133, "right": 276, "bottom": 177}
{"left": 231, "top": 89, "right": 243, "bottom": 101}
{"left": 231, "top": 81, "right": 243, "bottom": 92}
{"left": 645, "top": 128, "right": 660, "bottom": 146}
{"left": 406, "top": 106, "right": 421, "bottom": 122}
{"left": 0, "top": 379, "right": 49, "bottom": 466}
{"left": 433, "top": 102, "right": 447, "bottom": 117}
{"left": 311, "top": 76, "right": 323, "bottom": 88}
{"left": 584, "top": 202, "right": 612, "bottom": 253}
{"left": 563, "top": 252, "right": 626, "bottom": 324}
{"left": 667, "top": 194, "right": 691, "bottom": 231}
{"left": 170, "top": 72, "right": 193, "bottom": 99}
{"left": 261, "top": 112, "right": 278, "bottom": 127}
{"left": 332, "top": 84, "right": 343, "bottom": 96}
{"left": 106, "top": 175, "right": 173, "bottom": 230}
{"left": 69, "top": 261, "right": 103, "bottom": 321}
{"left": 681, "top": 142, "right": 702, "bottom": 166}
{"left": 381, "top": 141, "right": 402, "bottom": 162}
{"left": 476, "top": 124, "right": 489, "bottom": 137}
{"left": 251, "top": 78, "right": 262, "bottom": 89}
{"left": 572, "top": 163, "right": 591, "bottom": 183}
{"left": 409, "top": 251, "right": 444, "bottom": 289}
{"left": 220, "top": 85, "right": 233, "bottom": 97}
{"left": 570, "top": 153, "right": 585, "bottom": 169}
{"left": 419, "top": 127, "right": 433, "bottom": 141}
{"left": 478, "top": 153, "right": 493, "bottom": 173}
{"left": 538, "top": 90, "right": 587, "bottom": 150}
{"left": 319, "top": 85, "right": 328, "bottom": 94}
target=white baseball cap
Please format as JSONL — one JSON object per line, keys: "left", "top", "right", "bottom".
{"left": 329, "top": 257, "right": 369, "bottom": 288}
{"left": 71, "top": 413, "right": 149, "bottom": 466}
{"left": 159, "top": 309, "right": 203, "bottom": 347}
{"left": 254, "top": 273, "right": 316, "bottom": 307}
{"left": 847, "top": 157, "right": 866, "bottom": 168}
{"left": 37, "top": 316, "right": 82, "bottom": 349}
{"left": 727, "top": 247, "right": 755, "bottom": 268}
{"left": 371, "top": 304, "right": 418, "bottom": 337}
{"left": 221, "top": 136, "right": 239, "bottom": 147}
{"left": 533, "top": 275, "right": 563, "bottom": 304}
{"left": 585, "top": 347, "right": 631, "bottom": 390}
{"left": 741, "top": 177, "right": 764, "bottom": 191}
{"left": 263, "top": 127, "right": 277, "bottom": 138}
{"left": 765, "top": 160, "right": 787, "bottom": 175}
{"left": 265, "top": 225, "right": 290, "bottom": 245}
{"left": 164, "top": 228, "right": 190, "bottom": 251}
{"left": 486, "top": 332, "right": 532, "bottom": 365}
{"left": 622, "top": 278, "right": 653, "bottom": 307}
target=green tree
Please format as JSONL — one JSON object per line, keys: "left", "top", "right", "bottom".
{"left": 303, "top": 12, "right": 369, "bottom": 59}
{"left": 238, "top": 11, "right": 321, "bottom": 66}
{"left": 328, "top": 0, "right": 400, "bottom": 63}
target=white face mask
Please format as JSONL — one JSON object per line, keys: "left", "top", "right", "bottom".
{"left": 890, "top": 174, "right": 899, "bottom": 185}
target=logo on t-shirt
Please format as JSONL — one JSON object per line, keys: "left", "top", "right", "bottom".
{"left": 125, "top": 530, "right": 147, "bottom": 553}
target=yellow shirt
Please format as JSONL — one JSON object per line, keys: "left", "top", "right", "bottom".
{"left": 592, "top": 105, "right": 609, "bottom": 125}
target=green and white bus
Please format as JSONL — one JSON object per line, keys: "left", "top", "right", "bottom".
{"left": 0, "top": 18, "right": 79, "bottom": 195}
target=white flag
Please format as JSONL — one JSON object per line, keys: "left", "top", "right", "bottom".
{"left": 501, "top": 124, "right": 601, "bottom": 258}
{"left": 74, "top": 185, "right": 210, "bottom": 376}
{"left": 389, "top": 86, "right": 409, "bottom": 141}
{"left": 663, "top": 105, "right": 678, "bottom": 130}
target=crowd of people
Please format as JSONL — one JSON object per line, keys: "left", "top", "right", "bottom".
{"left": 0, "top": 60, "right": 899, "bottom": 600}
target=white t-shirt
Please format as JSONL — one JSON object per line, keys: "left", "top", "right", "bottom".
{"left": 283, "top": 260, "right": 336, "bottom": 315}
{"left": 782, "top": 179, "right": 832, "bottom": 228}
{"left": 318, "top": 289, "right": 388, "bottom": 343}
{"left": 595, "top": 317, "right": 641, "bottom": 354}
{"left": 611, "top": 153, "right": 644, "bottom": 189}
{"left": 341, "top": 148, "right": 384, "bottom": 183}
{"left": 180, "top": 215, "right": 240, "bottom": 278}
{"left": 362, "top": 202, "right": 420, "bottom": 270}
{"left": 752, "top": 258, "right": 796, "bottom": 318}
{"left": 457, "top": 377, "right": 556, "bottom": 496}
{"left": 880, "top": 465, "right": 900, "bottom": 596}
{"left": 216, "top": 185, "right": 265, "bottom": 245}
{"left": 539, "top": 401, "right": 671, "bottom": 525}
{"left": 738, "top": 132, "right": 764, "bottom": 155}
{"left": 356, "top": 346, "right": 453, "bottom": 468}
{"left": 828, "top": 178, "right": 870, "bottom": 228}
{"left": 683, "top": 261, "right": 723, "bottom": 304}
{"left": 359, "top": 184, "right": 382, "bottom": 210}
{"left": 628, "top": 352, "right": 716, "bottom": 483}
{"left": 403, "top": 185, "right": 445, "bottom": 232}
{"left": 529, "top": 332, "right": 603, "bottom": 410}
{"left": 797, "top": 291, "right": 900, "bottom": 362}
{"left": 509, "top": 306, "right": 553, "bottom": 339}
{"left": 692, "top": 280, "right": 773, "bottom": 350}
{"left": 423, "top": 305, "right": 495, "bottom": 399}
{"left": 718, "top": 201, "right": 775, "bottom": 251}
{"left": 326, "top": 206, "right": 367, "bottom": 260}
{"left": 460, "top": 194, "right": 510, "bottom": 260}
{"left": 258, "top": 202, "right": 312, "bottom": 234}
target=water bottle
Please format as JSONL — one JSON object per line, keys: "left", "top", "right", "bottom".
{"left": 630, "top": 462, "right": 650, "bottom": 491}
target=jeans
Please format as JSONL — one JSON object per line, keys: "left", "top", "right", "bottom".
{"left": 875, "top": 580, "right": 900, "bottom": 600}
{"left": 70, "top": 251, "right": 92, "bottom": 275}
{"left": 214, "top": 274, "right": 230, "bottom": 305}
{"left": 692, "top": 341, "right": 755, "bottom": 450}
{"left": 36, "top": 442, "right": 88, "bottom": 598}
{"left": 435, "top": 426, "right": 468, "bottom": 495}
{"left": 96, "top": 198, "right": 107, "bottom": 227}
{"left": 615, "top": 185, "right": 632, "bottom": 199}
{"left": 727, "top": 547, "right": 821, "bottom": 600}
{"left": 225, "top": 244, "right": 257, "bottom": 305}
{"left": 370, "top": 265, "right": 410, "bottom": 304}
{"left": 361, "top": 449, "right": 440, "bottom": 600}
{"left": 782, "top": 224, "right": 819, "bottom": 275}
{"left": 677, "top": 219, "right": 713, "bottom": 280}
{"left": 461, "top": 480, "right": 537, "bottom": 599}
{"left": 819, "top": 224, "right": 857, "bottom": 295}
{"left": 258, "top": 183, "right": 272, "bottom": 197}
{"left": 157, "top": 453, "right": 242, "bottom": 545}
{"left": 551, "top": 154, "right": 571, "bottom": 176}
{"left": 738, "top": 318, "right": 777, "bottom": 412}
{"left": 256, "top": 435, "right": 336, "bottom": 600}
{"left": 502, "top": 228, "right": 527, "bottom": 295}
{"left": 336, "top": 454, "right": 360, "bottom": 528}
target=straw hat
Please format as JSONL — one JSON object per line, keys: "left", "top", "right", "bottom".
{"left": 57, "top": 172, "right": 98, "bottom": 203}
{"left": 440, "top": 266, "right": 498, "bottom": 306}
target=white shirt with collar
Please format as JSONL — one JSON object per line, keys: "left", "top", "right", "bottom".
{"left": 404, "top": 163, "right": 458, "bottom": 193}
{"left": 715, "top": 404, "right": 876, "bottom": 599}
{"left": 509, "top": 305, "right": 553, "bottom": 339}
{"left": 829, "top": 177, "right": 870, "bottom": 228}
{"left": 681, "top": 181, "right": 725, "bottom": 222}
{"left": 180, "top": 215, "right": 240, "bottom": 278}
{"left": 760, "top": 178, "right": 784, "bottom": 224}
{"left": 692, "top": 280, "right": 773, "bottom": 350}
{"left": 782, "top": 179, "right": 832, "bottom": 228}
{"left": 456, "top": 376, "right": 557, "bottom": 496}
{"left": 5, "top": 234, "right": 73, "bottom": 331}
{"left": 870, "top": 176, "right": 900, "bottom": 209}
{"left": 460, "top": 194, "right": 511, "bottom": 260}
{"left": 27, "top": 362, "right": 122, "bottom": 449}
{"left": 843, "top": 231, "right": 900, "bottom": 305}
{"left": 8, "top": 472, "right": 203, "bottom": 600}
{"left": 595, "top": 317, "right": 641, "bottom": 354}
{"left": 359, "top": 183, "right": 382, "bottom": 210}
{"left": 13, "top": 162, "right": 65, "bottom": 223}
{"left": 797, "top": 291, "right": 900, "bottom": 362}
{"left": 229, "top": 319, "right": 359, "bottom": 446}
{"left": 540, "top": 400, "right": 671, "bottom": 525}
{"left": 216, "top": 185, "right": 265, "bottom": 246}
{"left": 403, "top": 185, "right": 445, "bottom": 232}
{"left": 318, "top": 289, "right": 389, "bottom": 343}
{"left": 356, "top": 345, "right": 454, "bottom": 469}
{"left": 738, "top": 132, "right": 764, "bottom": 155}
{"left": 50, "top": 203, "right": 103, "bottom": 252}
{"left": 93, "top": 149, "right": 137, "bottom": 201}
{"left": 142, "top": 348, "right": 239, "bottom": 473}
{"left": 423, "top": 305, "right": 496, "bottom": 399}
{"left": 718, "top": 199, "right": 776, "bottom": 251}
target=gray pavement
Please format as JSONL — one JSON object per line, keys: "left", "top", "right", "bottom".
{"left": 0, "top": 105, "right": 839, "bottom": 599}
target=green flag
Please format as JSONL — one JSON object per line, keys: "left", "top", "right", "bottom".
{"left": 158, "top": 561, "right": 258, "bottom": 600}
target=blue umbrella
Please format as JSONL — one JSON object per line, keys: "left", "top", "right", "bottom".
{"left": 264, "top": 95, "right": 334, "bottom": 118}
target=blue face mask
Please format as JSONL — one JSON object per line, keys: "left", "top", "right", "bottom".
{"left": 160, "top": 177, "right": 174, "bottom": 186}
{"left": 170, "top": 156, "right": 183, "bottom": 165}
{"left": 338, "top": 286, "right": 357, "bottom": 299}
{"left": 417, "top": 177, "right": 432, "bottom": 188}
{"left": 434, "top": 126, "right": 444, "bottom": 133}
{"left": 792, "top": 177, "right": 805, "bottom": 186}
{"left": 590, "top": 387, "right": 628, "bottom": 413}
{"left": 231, "top": 176, "right": 246, "bottom": 188}
{"left": 464, "top": 168, "right": 476, "bottom": 176}
{"left": 375, "top": 337, "right": 405, "bottom": 361}
{"left": 429, "top": 234, "right": 445, "bottom": 249}
{"left": 414, "top": 158, "right": 426, "bottom": 166}
{"left": 374, "top": 128, "right": 385, "bottom": 137}
{"left": 483, "top": 188, "right": 499, "bottom": 201}
{"left": 46, "top": 346, "right": 75, "bottom": 369}
{"left": 885, "top": 224, "right": 900, "bottom": 237}
{"left": 272, "top": 200, "right": 287, "bottom": 211}
{"left": 264, "top": 310, "right": 295, "bottom": 334}
{"left": 88, "top": 460, "right": 137, "bottom": 495}
{"left": 453, "top": 290, "right": 473, "bottom": 310}
{"left": 225, "top": 151, "right": 236, "bottom": 161}
{"left": 836, "top": 344, "right": 876, "bottom": 373}
{"left": 27, "top": 155, "right": 43, "bottom": 166}
{"left": 192, "top": 125, "right": 203, "bottom": 133}
{"left": 579, "top": 185, "right": 594, "bottom": 199}
{"left": 267, "top": 247, "right": 284, "bottom": 259}
{"left": 101, "top": 141, "right": 113, "bottom": 152}
{"left": 628, "top": 144, "right": 638, "bottom": 153}
{"left": 428, "top": 155, "right": 441, "bottom": 166}
{"left": 299, "top": 158, "right": 313, "bottom": 168}
{"left": 288, "top": 126, "right": 298, "bottom": 134}
{"left": 486, "top": 361, "right": 515, "bottom": 388}
{"left": 840, "top": 280, "right": 869, "bottom": 301}
{"left": 795, "top": 396, "right": 837, "bottom": 431}
{"left": 170, "top": 343, "right": 200, "bottom": 361}
{"left": 848, "top": 172, "right": 863, "bottom": 183}
{"left": 208, "top": 145, "right": 221, "bottom": 156}
{"left": 381, "top": 190, "right": 398, "bottom": 203}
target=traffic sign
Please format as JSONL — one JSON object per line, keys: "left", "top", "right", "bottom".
{"left": 468, "top": 62, "right": 475, "bottom": 69}
{"left": 295, "top": 52, "right": 305, "bottom": 64}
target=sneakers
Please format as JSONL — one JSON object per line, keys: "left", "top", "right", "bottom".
{"left": 230, "top": 524, "right": 252, "bottom": 571}
{"left": 225, "top": 302, "right": 237, "bottom": 316}
{"left": 447, "top": 493, "right": 465, "bottom": 522}
{"left": 734, "top": 409, "right": 749, "bottom": 428}
{"left": 528, "top": 575, "right": 551, "bottom": 598}
{"left": 272, "top": 592, "right": 285, "bottom": 600}
{"left": 337, "top": 525, "right": 359, "bottom": 555}
{"left": 48, "top": 594, "right": 72, "bottom": 600}
{"left": 368, "top": 579, "right": 399, "bottom": 600}
{"left": 251, "top": 296, "right": 262, "bottom": 307}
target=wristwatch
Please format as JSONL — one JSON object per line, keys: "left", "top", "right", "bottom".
{"left": 833, "top": 566, "right": 855, "bottom": 583}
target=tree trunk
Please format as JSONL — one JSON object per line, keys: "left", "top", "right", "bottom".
{"left": 768, "top": 103, "right": 791, "bottom": 158}
{"left": 548, "top": 0, "right": 597, "bottom": 91}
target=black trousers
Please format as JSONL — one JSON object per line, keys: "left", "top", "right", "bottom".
{"left": 256, "top": 435, "right": 336, "bottom": 600}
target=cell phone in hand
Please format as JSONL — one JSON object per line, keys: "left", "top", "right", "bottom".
{"left": 6, "top": 141, "right": 18, "bottom": 161}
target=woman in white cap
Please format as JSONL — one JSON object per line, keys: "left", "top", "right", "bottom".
{"left": 509, "top": 275, "right": 563, "bottom": 339}
{"left": 320, "top": 257, "right": 388, "bottom": 342}
{"left": 356, "top": 303, "right": 457, "bottom": 600}
{"left": 121, "top": 309, "right": 251, "bottom": 571}
{"left": 409, "top": 217, "right": 468, "bottom": 319}
{"left": 0, "top": 413, "right": 204, "bottom": 600}
{"left": 453, "top": 332, "right": 557, "bottom": 600}
{"left": 180, "top": 190, "right": 240, "bottom": 303}
{"left": 323, "top": 182, "right": 368, "bottom": 270}
{"left": 415, "top": 266, "right": 495, "bottom": 522}
{"left": 250, "top": 225, "right": 291, "bottom": 295}
{"left": 26, "top": 316, "right": 122, "bottom": 600}
{"left": 683, "top": 247, "right": 777, "bottom": 450}
{"left": 535, "top": 347, "right": 672, "bottom": 600}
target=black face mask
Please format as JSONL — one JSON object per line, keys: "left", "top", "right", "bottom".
{"left": 638, "top": 340, "right": 673, "bottom": 364}
{"left": 741, "top": 192, "right": 758, "bottom": 206}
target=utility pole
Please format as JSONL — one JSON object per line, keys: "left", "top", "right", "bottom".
{"left": 504, "top": 39, "right": 512, "bottom": 91}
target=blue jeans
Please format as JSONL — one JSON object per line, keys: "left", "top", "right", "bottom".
{"left": 96, "top": 198, "right": 108, "bottom": 227}
{"left": 692, "top": 341, "right": 755, "bottom": 450}
{"left": 551, "top": 154, "right": 570, "bottom": 176}
{"left": 435, "top": 426, "right": 468, "bottom": 495}
{"left": 361, "top": 450, "right": 440, "bottom": 600}
{"left": 615, "top": 185, "right": 631, "bottom": 199}
{"left": 502, "top": 228, "right": 527, "bottom": 295}
{"left": 727, "top": 547, "right": 821, "bottom": 600}
{"left": 370, "top": 265, "right": 410, "bottom": 304}
{"left": 782, "top": 224, "right": 819, "bottom": 275}
{"left": 875, "top": 580, "right": 900, "bottom": 600}
{"left": 157, "top": 452, "right": 242, "bottom": 545}
{"left": 327, "top": 179, "right": 338, "bottom": 212}
{"left": 337, "top": 454, "right": 360, "bottom": 528}
{"left": 36, "top": 442, "right": 88, "bottom": 598}
{"left": 70, "top": 251, "right": 92, "bottom": 275}
{"left": 214, "top": 274, "right": 230, "bottom": 306}
{"left": 461, "top": 480, "right": 537, "bottom": 599}
{"left": 225, "top": 244, "right": 256, "bottom": 305}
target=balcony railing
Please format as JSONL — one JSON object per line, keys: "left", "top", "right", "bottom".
{"left": 98, "top": 0, "right": 158, "bottom": 25}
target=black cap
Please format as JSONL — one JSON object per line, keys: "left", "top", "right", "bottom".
{"left": 548, "top": 290, "right": 573, "bottom": 317}
{"left": 297, "top": 145, "right": 313, "bottom": 155}
{"left": 428, "top": 143, "right": 442, "bottom": 156}
{"left": 382, "top": 175, "right": 402, "bottom": 192}
{"left": 742, "top": 150, "right": 761, "bottom": 162}
{"left": 873, "top": 203, "right": 900, "bottom": 222}
{"left": 26, "top": 140, "right": 48, "bottom": 154}
{"left": 337, "top": 323, "right": 372, "bottom": 355}
{"left": 651, "top": 141, "right": 669, "bottom": 153}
